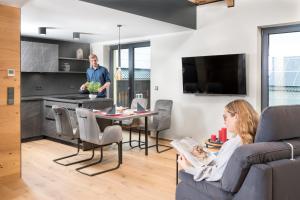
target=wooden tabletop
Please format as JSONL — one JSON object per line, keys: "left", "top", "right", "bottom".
{"left": 94, "top": 111, "right": 158, "bottom": 120}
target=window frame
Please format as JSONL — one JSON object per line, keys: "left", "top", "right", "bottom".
{"left": 261, "top": 24, "right": 300, "bottom": 110}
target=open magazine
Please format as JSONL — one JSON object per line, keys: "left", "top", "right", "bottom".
{"left": 171, "top": 137, "right": 216, "bottom": 168}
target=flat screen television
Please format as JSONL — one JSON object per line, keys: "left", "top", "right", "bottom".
{"left": 182, "top": 53, "right": 246, "bottom": 95}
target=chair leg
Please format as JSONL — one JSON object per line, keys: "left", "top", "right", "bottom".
{"left": 129, "top": 127, "right": 134, "bottom": 147}
{"left": 137, "top": 129, "right": 146, "bottom": 149}
{"left": 119, "top": 141, "right": 123, "bottom": 164}
{"left": 122, "top": 127, "right": 144, "bottom": 148}
{"left": 138, "top": 131, "right": 173, "bottom": 153}
{"left": 76, "top": 142, "right": 122, "bottom": 176}
{"left": 53, "top": 139, "right": 95, "bottom": 166}
{"left": 153, "top": 131, "right": 173, "bottom": 153}
{"left": 138, "top": 129, "right": 143, "bottom": 148}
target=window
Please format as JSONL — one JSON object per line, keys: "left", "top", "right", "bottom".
{"left": 261, "top": 25, "right": 300, "bottom": 109}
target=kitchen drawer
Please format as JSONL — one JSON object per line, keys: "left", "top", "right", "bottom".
{"left": 44, "top": 100, "right": 78, "bottom": 109}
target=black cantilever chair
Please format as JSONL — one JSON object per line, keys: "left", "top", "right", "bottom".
{"left": 122, "top": 98, "right": 148, "bottom": 148}
{"left": 52, "top": 105, "right": 95, "bottom": 166}
{"left": 75, "top": 108, "right": 123, "bottom": 176}
{"left": 137, "top": 99, "right": 173, "bottom": 153}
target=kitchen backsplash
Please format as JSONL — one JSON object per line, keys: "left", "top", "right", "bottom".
{"left": 21, "top": 73, "right": 86, "bottom": 96}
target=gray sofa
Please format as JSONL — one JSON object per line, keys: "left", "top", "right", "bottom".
{"left": 176, "top": 105, "right": 300, "bottom": 200}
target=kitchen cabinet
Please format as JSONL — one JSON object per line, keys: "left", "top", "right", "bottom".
{"left": 21, "top": 100, "right": 42, "bottom": 139}
{"left": 42, "top": 97, "right": 113, "bottom": 141}
{"left": 21, "top": 95, "right": 113, "bottom": 145}
{"left": 21, "top": 41, "right": 59, "bottom": 72}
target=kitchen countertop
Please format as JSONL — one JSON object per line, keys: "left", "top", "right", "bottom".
{"left": 22, "top": 94, "right": 113, "bottom": 103}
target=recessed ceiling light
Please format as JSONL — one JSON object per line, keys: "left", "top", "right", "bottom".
{"left": 38, "top": 27, "right": 46, "bottom": 36}
{"left": 73, "top": 32, "right": 80, "bottom": 40}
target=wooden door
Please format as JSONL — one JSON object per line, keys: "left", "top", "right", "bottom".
{"left": 0, "top": 4, "right": 21, "bottom": 181}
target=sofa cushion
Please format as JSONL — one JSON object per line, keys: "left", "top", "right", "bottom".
{"left": 255, "top": 105, "right": 300, "bottom": 142}
{"left": 221, "top": 139, "right": 300, "bottom": 193}
{"left": 178, "top": 170, "right": 233, "bottom": 200}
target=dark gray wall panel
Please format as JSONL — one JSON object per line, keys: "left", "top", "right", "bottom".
{"left": 21, "top": 73, "right": 86, "bottom": 96}
{"left": 80, "top": 0, "right": 196, "bottom": 29}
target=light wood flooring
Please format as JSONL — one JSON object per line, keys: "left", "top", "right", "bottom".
{"left": 0, "top": 133, "right": 177, "bottom": 200}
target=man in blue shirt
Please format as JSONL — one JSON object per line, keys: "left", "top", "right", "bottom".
{"left": 80, "top": 54, "right": 111, "bottom": 97}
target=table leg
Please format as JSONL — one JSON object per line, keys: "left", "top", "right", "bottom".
{"left": 145, "top": 116, "right": 148, "bottom": 156}
{"left": 176, "top": 154, "right": 178, "bottom": 185}
{"left": 118, "top": 120, "right": 123, "bottom": 164}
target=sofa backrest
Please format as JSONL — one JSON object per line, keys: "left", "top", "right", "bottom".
{"left": 221, "top": 105, "right": 300, "bottom": 193}
{"left": 255, "top": 105, "right": 300, "bottom": 142}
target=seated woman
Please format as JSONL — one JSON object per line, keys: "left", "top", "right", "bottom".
{"left": 178, "top": 99, "right": 259, "bottom": 182}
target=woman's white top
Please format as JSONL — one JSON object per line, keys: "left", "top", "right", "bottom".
{"left": 185, "top": 135, "right": 242, "bottom": 182}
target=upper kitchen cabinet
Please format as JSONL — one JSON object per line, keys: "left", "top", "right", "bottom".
{"left": 21, "top": 41, "right": 59, "bottom": 72}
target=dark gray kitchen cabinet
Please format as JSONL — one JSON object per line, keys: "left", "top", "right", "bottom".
{"left": 21, "top": 100, "right": 42, "bottom": 139}
{"left": 21, "top": 41, "right": 58, "bottom": 72}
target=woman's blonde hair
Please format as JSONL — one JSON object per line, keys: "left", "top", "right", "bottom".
{"left": 225, "top": 99, "right": 259, "bottom": 144}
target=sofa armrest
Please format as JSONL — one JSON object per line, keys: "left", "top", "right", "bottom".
{"left": 233, "top": 164, "right": 272, "bottom": 200}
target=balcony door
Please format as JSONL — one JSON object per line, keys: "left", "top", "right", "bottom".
{"left": 110, "top": 42, "right": 151, "bottom": 108}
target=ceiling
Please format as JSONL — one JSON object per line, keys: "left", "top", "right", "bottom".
{"left": 0, "top": 0, "right": 28, "bottom": 7}
{"left": 0, "top": 0, "right": 194, "bottom": 43}
{"left": 80, "top": 0, "right": 196, "bottom": 29}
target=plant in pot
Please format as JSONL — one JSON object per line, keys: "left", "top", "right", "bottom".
{"left": 87, "top": 81, "right": 101, "bottom": 99}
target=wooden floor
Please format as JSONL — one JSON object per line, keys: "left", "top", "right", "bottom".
{"left": 0, "top": 133, "right": 177, "bottom": 200}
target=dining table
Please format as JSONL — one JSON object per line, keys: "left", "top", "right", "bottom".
{"left": 93, "top": 110, "right": 158, "bottom": 157}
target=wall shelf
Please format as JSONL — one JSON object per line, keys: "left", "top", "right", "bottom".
{"left": 59, "top": 57, "right": 89, "bottom": 61}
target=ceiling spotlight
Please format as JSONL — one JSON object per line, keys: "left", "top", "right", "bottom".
{"left": 38, "top": 27, "right": 46, "bottom": 36}
{"left": 73, "top": 32, "right": 80, "bottom": 40}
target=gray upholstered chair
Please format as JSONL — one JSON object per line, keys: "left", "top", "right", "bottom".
{"left": 122, "top": 98, "right": 148, "bottom": 147}
{"left": 75, "top": 108, "right": 123, "bottom": 176}
{"left": 176, "top": 105, "right": 300, "bottom": 200}
{"left": 137, "top": 99, "right": 173, "bottom": 153}
{"left": 52, "top": 105, "right": 94, "bottom": 166}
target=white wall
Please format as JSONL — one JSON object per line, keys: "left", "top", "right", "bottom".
{"left": 91, "top": 0, "right": 300, "bottom": 143}
{"left": 150, "top": 0, "right": 300, "bottom": 142}
{"left": 91, "top": 43, "right": 110, "bottom": 67}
